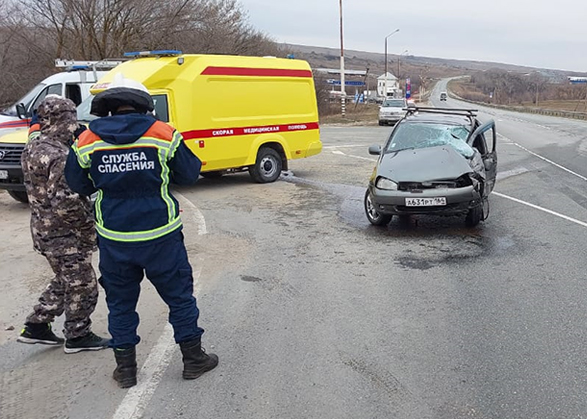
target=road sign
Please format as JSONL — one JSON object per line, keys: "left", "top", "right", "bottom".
{"left": 405, "top": 78, "right": 411, "bottom": 99}
{"left": 327, "top": 80, "right": 366, "bottom": 86}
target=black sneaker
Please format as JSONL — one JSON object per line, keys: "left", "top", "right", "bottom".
{"left": 64, "top": 332, "right": 110, "bottom": 354}
{"left": 17, "top": 323, "right": 64, "bottom": 345}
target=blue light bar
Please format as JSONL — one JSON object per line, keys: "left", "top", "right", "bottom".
{"left": 70, "top": 65, "right": 91, "bottom": 70}
{"left": 124, "top": 50, "right": 182, "bottom": 58}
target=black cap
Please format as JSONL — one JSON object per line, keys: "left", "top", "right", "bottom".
{"left": 91, "top": 87, "right": 154, "bottom": 117}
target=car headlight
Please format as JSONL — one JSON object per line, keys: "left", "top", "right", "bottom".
{"left": 376, "top": 177, "right": 398, "bottom": 190}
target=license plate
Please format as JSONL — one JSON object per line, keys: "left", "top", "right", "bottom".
{"left": 0, "top": 170, "right": 7, "bottom": 180}
{"left": 405, "top": 197, "right": 447, "bottom": 207}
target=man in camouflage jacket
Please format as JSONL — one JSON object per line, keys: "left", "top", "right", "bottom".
{"left": 18, "top": 95, "right": 110, "bottom": 353}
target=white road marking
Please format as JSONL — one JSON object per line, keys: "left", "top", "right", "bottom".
{"left": 496, "top": 167, "right": 529, "bottom": 181}
{"left": 499, "top": 134, "right": 587, "bottom": 182}
{"left": 179, "top": 192, "right": 208, "bottom": 235}
{"left": 331, "top": 149, "right": 377, "bottom": 162}
{"left": 323, "top": 144, "right": 368, "bottom": 149}
{"left": 113, "top": 192, "right": 206, "bottom": 419}
{"left": 494, "top": 192, "right": 587, "bottom": 228}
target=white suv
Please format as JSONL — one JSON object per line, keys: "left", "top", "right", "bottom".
{"left": 378, "top": 98, "right": 407, "bottom": 126}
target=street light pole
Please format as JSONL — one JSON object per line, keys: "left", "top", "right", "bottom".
{"left": 339, "top": 0, "right": 346, "bottom": 117}
{"left": 384, "top": 29, "right": 399, "bottom": 99}
{"left": 398, "top": 49, "right": 408, "bottom": 97}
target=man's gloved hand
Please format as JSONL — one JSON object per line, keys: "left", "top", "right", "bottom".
{"left": 74, "top": 124, "right": 87, "bottom": 138}
{"left": 29, "top": 110, "right": 39, "bottom": 127}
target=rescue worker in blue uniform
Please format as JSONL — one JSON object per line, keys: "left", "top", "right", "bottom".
{"left": 64, "top": 75, "right": 218, "bottom": 388}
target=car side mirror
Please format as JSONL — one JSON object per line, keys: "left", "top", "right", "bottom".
{"left": 16, "top": 103, "right": 28, "bottom": 120}
{"left": 368, "top": 145, "right": 381, "bottom": 155}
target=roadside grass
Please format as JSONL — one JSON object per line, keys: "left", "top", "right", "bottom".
{"left": 518, "top": 100, "right": 587, "bottom": 113}
{"left": 320, "top": 103, "right": 379, "bottom": 125}
{"left": 449, "top": 80, "right": 587, "bottom": 117}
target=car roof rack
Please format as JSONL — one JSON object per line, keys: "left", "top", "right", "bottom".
{"left": 123, "top": 50, "right": 183, "bottom": 58}
{"left": 55, "top": 59, "right": 126, "bottom": 71}
{"left": 404, "top": 106, "right": 478, "bottom": 124}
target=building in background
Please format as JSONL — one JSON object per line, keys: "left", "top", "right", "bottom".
{"left": 377, "top": 72, "right": 400, "bottom": 98}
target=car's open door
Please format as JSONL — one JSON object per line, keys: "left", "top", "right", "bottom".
{"left": 468, "top": 120, "right": 497, "bottom": 194}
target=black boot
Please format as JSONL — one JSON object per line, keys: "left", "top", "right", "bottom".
{"left": 179, "top": 338, "right": 219, "bottom": 380}
{"left": 113, "top": 347, "right": 137, "bottom": 388}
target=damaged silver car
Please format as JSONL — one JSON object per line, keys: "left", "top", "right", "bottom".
{"left": 365, "top": 107, "right": 497, "bottom": 227}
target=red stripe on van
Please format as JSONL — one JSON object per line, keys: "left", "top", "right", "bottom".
{"left": 201, "top": 67, "right": 313, "bottom": 78}
{"left": 181, "top": 122, "right": 319, "bottom": 140}
{"left": 0, "top": 120, "right": 30, "bottom": 129}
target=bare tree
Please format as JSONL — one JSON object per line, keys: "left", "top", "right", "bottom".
{"left": 0, "top": 0, "right": 279, "bottom": 106}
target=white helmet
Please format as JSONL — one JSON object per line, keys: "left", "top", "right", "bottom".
{"left": 108, "top": 73, "right": 149, "bottom": 93}
{"left": 91, "top": 73, "right": 153, "bottom": 117}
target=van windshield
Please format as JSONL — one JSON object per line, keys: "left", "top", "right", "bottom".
{"left": 76, "top": 95, "right": 98, "bottom": 122}
{"left": 386, "top": 122, "right": 474, "bottom": 157}
{"left": 1, "top": 83, "right": 46, "bottom": 116}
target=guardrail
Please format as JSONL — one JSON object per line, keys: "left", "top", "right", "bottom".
{"left": 447, "top": 82, "right": 587, "bottom": 121}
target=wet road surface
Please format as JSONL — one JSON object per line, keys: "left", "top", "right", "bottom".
{"left": 2, "top": 89, "right": 587, "bottom": 418}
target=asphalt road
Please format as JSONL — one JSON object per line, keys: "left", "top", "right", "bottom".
{"left": 2, "top": 83, "right": 587, "bottom": 418}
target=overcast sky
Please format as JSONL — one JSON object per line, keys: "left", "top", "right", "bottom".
{"left": 240, "top": 0, "right": 587, "bottom": 72}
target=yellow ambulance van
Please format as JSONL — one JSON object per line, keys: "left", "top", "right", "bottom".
{"left": 1, "top": 50, "right": 322, "bottom": 203}
{"left": 86, "top": 50, "right": 322, "bottom": 183}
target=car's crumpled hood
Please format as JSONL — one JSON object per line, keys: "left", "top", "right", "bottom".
{"left": 377, "top": 145, "right": 484, "bottom": 182}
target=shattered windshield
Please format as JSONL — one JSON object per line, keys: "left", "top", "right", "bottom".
{"left": 386, "top": 122, "right": 474, "bottom": 158}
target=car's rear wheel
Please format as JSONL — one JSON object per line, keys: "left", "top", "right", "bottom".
{"left": 249, "top": 147, "right": 283, "bottom": 183}
{"left": 364, "top": 189, "right": 392, "bottom": 226}
{"left": 465, "top": 204, "right": 483, "bottom": 227}
{"left": 8, "top": 190, "right": 28, "bottom": 204}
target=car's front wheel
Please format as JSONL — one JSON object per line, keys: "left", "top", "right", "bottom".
{"left": 249, "top": 147, "right": 283, "bottom": 183}
{"left": 8, "top": 190, "right": 28, "bottom": 203}
{"left": 465, "top": 204, "right": 483, "bottom": 227}
{"left": 364, "top": 189, "right": 392, "bottom": 226}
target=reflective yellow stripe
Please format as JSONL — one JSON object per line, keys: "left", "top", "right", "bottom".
{"left": 158, "top": 150, "right": 175, "bottom": 223}
{"left": 28, "top": 131, "right": 40, "bottom": 141}
{"left": 94, "top": 189, "right": 104, "bottom": 225}
{"left": 169, "top": 131, "right": 183, "bottom": 159}
{"left": 72, "top": 143, "right": 91, "bottom": 169}
{"left": 96, "top": 217, "right": 182, "bottom": 242}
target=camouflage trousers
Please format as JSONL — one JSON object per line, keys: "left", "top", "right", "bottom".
{"left": 26, "top": 251, "right": 98, "bottom": 339}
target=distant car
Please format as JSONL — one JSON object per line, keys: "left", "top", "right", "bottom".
{"left": 378, "top": 98, "right": 407, "bottom": 125}
{"left": 365, "top": 107, "right": 497, "bottom": 227}
{"left": 440, "top": 92, "right": 447, "bottom": 101}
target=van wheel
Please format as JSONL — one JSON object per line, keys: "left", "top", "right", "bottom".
{"left": 465, "top": 204, "right": 483, "bottom": 227}
{"left": 364, "top": 189, "right": 392, "bottom": 226}
{"left": 249, "top": 147, "right": 282, "bottom": 183}
{"left": 201, "top": 171, "right": 224, "bottom": 179}
{"left": 8, "top": 190, "right": 28, "bottom": 203}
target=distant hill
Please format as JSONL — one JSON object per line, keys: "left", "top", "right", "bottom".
{"left": 281, "top": 43, "right": 586, "bottom": 82}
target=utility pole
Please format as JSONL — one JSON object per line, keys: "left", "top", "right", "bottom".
{"left": 339, "top": 0, "right": 345, "bottom": 117}
{"left": 536, "top": 83, "right": 539, "bottom": 107}
{"left": 384, "top": 29, "right": 399, "bottom": 100}
{"left": 398, "top": 49, "right": 408, "bottom": 98}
